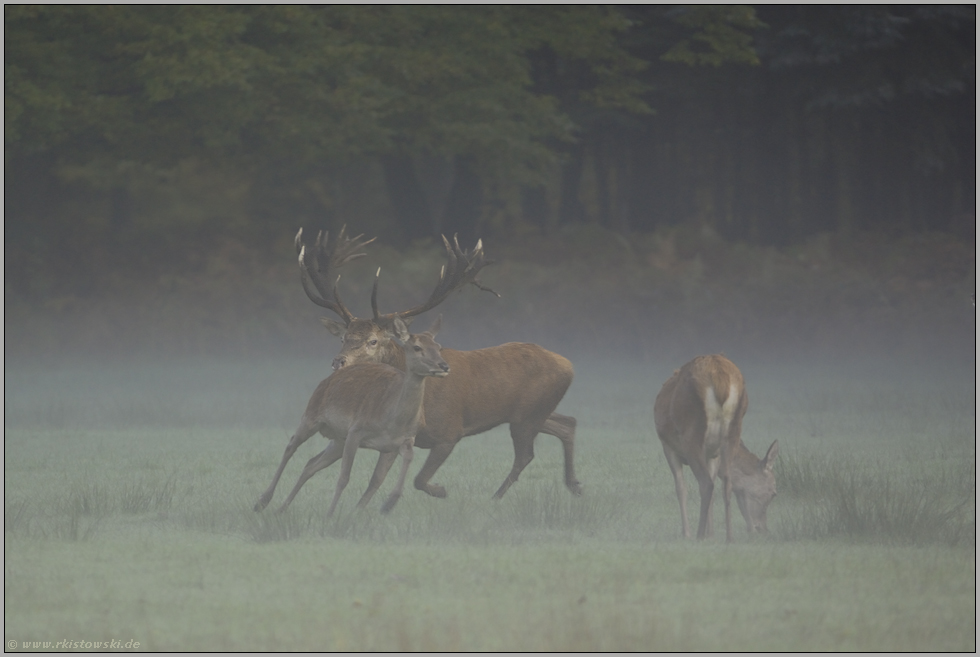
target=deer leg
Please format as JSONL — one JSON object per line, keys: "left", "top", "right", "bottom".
{"left": 720, "top": 447, "right": 734, "bottom": 543}
{"left": 541, "top": 412, "right": 582, "bottom": 496}
{"left": 662, "top": 445, "right": 690, "bottom": 539}
{"left": 327, "top": 429, "right": 363, "bottom": 517}
{"left": 493, "top": 426, "right": 537, "bottom": 500}
{"left": 704, "top": 455, "right": 721, "bottom": 539}
{"left": 413, "top": 442, "right": 456, "bottom": 498}
{"left": 356, "top": 451, "right": 398, "bottom": 509}
{"left": 689, "top": 460, "right": 715, "bottom": 541}
{"left": 276, "top": 439, "right": 344, "bottom": 513}
{"left": 381, "top": 441, "right": 414, "bottom": 514}
{"left": 722, "top": 473, "right": 734, "bottom": 543}
{"left": 255, "top": 425, "right": 318, "bottom": 511}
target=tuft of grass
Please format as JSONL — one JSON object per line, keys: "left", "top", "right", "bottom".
{"left": 245, "top": 507, "right": 319, "bottom": 543}
{"left": 62, "top": 482, "right": 114, "bottom": 517}
{"left": 774, "top": 452, "right": 831, "bottom": 498}
{"left": 117, "top": 475, "right": 178, "bottom": 514}
{"left": 4, "top": 498, "right": 32, "bottom": 534}
{"left": 776, "top": 459, "right": 975, "bottom": 546}
{"left": 5, "top": 497, "right": 104, "bottom": 542}
{"left": 4, "top": 476, "right": 180, "bottom": 542}
{"left": 492, "top": 483, "right": 628, "bottom": 540}
{"left": 829, "top": 478, "right": 973, "bottom": 546}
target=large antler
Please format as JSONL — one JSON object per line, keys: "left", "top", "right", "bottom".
{"left": 372, "top": 234, "right": 499, "bottom": 323}
{"left": 296, "top": 225, "right": 376, "bottom": 325}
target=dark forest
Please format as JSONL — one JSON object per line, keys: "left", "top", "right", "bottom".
{"left": 4, "top": 5, "right": 975, "bottom": 359}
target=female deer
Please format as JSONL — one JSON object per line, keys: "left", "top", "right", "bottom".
{"left": 654, "top": 354, "right": 779, "bottom": 541}
{"left": 275, "top": 316, "right": 448, "bottom": 516}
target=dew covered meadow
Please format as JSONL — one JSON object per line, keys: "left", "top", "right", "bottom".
{"left": 5, "top": 232, "right": 976, "bottom": 651}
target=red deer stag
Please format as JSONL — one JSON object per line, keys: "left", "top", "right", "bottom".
{"left": 254, "top": 228, "right": 580, "bottom": 512}
{"left": 275, "top": 316, "right": 449, "bottom": 515}
{"left": 653, "top": 354, "right": 778, "bottom": 542}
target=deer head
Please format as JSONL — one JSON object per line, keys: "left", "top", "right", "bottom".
{"left": 731, "top": 439, "right": 779, "bottom": 533}
{"left": 392, "top": 315, "right": 450, "bottom": 379}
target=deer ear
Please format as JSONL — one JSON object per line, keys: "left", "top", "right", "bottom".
{"left": 320, "top": 317, "right": 347, "bottom": 338}
{"left": 762, "top": 440, "right": 779, "bottom": 472}
{"left": 392, "top": 317, "right": 411, "bottom": 343}
{"left": 425, "top": 314, "right": 442, "bottom": 337}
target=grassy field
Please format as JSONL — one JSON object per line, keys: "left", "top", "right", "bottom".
{"left": 4, "top": 352, "right": 976, "bottom": 651}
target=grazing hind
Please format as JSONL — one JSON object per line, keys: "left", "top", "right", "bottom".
{"left": 654, "top": 354, "right": 778, "bottom": 541}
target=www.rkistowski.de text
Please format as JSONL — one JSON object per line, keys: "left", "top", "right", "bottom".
{"left": 7, "top": 639, "right": 141, "bottom": 650}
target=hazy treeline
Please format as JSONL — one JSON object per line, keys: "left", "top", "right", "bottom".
{"left": 5, "top": 5, "right": 974, "bottom": 300}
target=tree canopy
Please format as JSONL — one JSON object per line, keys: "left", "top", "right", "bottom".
{"left": 4, "top": 5, "right": 973, "bottom": 294}
{"left": 6, "top": 7, "right": 658, "bottom": 176}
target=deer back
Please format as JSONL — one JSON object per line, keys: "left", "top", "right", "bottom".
{"left": 416, "top": 342, "right": 574, "bottom": 439}
{"left": 654, "top": 354, "right": 747, "bottom": 463}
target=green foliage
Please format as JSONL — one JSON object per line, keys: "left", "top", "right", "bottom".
{"left": 5, "top": 5, "right": 971, "bottom": 264}
{"left": 4, "top": 6, "right": 652, "bottom": 182}
{"left": 763, "top": 6, "right": 975, "bottom": 108}
{"left": 661, "top": 5, "right": 764, "bottom": 67}
{"left": 5, "top": 6, "right": 269, "bottom": 160}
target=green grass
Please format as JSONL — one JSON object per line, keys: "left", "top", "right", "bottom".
{"left": 4, "top": 356, "right": 976, "bottom": 651}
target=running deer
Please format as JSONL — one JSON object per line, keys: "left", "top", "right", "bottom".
{"left": 253, "top": 228, "right": 580, "bottom": 512}
{"left": 653, "top": 354, "right": 778, "bottom": 541}
{"left": 276, "top": 316, "right": 448, "bottom": 516}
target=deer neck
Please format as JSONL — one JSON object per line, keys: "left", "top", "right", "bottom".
{"left": 386, "top": 368, "right": 427, "bottom": 432}
{"left": 382, "top": 342, "right": 407, "bottom": 371}
{"left": 730, "top": 440, "right": 759, "bottom": 475}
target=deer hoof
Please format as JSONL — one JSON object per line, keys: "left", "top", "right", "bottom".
{"left": 567, "top": 481, "right": 583, "bottom": 496}
{"left": 426, "top": 484, "right": 447, "bottom": 499}
{"left": 380, "top": 495, "right": 401, "bottom": 514}
{"left": 254, "top": 495, "right": 271, "bottom": 512}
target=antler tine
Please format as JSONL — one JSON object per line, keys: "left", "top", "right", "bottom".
{"left": 295, "top": 225, "right": 377, "bottom": 325}
{"left": 294, "top": 227, "right": 305, "bottom": 254}
{"left": 375, "top": 234, "right": 499, "bottom": 323}
{"left": 371, "top": 268, "right": 382, "bottom": 320}
{"left": 298, "top": 245, "right": 354, "bottom": 324}
{"left": 464, "top": 237, "right": 500, "bottom": 297}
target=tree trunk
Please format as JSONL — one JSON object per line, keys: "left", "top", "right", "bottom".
{"left": 558, "top": 143, "right": 585, "bottom": 226}
{"left": 440, "top": 155, "right": 483, "bottom": 247}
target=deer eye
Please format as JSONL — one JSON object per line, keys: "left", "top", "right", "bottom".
{"left": 369, "top": 339, "right": 378, "bottom": 346}
{"left": 414, "top": 345, "right": 422, "bottom": 352}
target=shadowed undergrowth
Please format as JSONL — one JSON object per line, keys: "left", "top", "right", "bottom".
{"left": 5, "top": 228, "right": 974, "bottom": 366}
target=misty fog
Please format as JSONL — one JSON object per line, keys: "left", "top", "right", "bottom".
{"left": 5, "top": 5, "right": 975, "bottom": 651}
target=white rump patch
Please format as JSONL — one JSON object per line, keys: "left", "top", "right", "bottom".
{"left": 703, "top": 383, "right": 740, "bottom": 449}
